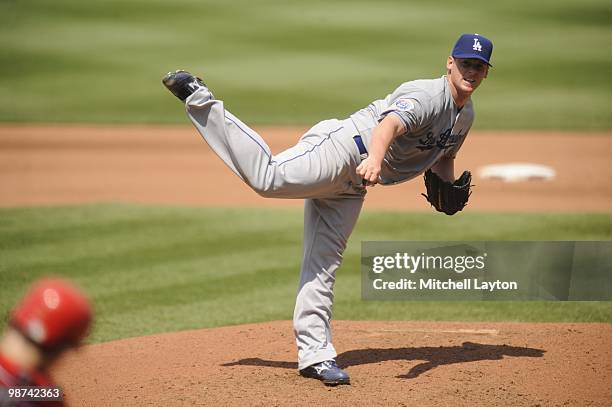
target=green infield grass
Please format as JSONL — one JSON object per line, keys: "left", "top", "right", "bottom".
{"left": 0, "top": 204, "right": 610, "bottom": 344}
{"left": 1, "top": 0, "right": 611, "bottom": 128}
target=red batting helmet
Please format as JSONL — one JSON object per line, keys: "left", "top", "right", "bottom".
{"left": 10, "top": 278, "right": 93, "bottom": 349}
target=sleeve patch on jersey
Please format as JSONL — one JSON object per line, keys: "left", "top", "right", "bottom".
{"left": 393, "top": 98, "right": 414, "bottom": 111}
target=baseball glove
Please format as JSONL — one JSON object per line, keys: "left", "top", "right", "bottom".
{"left": 421, "top": 169, "right": 472, "bottom": 215}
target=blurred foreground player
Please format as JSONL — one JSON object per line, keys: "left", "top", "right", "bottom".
{"left": 0, "top": 279, "right": 92, "bottom": 406}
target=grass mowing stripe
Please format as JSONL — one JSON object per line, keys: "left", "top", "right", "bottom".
{"left": 94, "top": 283, "right": 297, "bottom": 343}
{"left": 1, "top": 0, "right": 610, "bottom": 128}
{"left": 95, "top": 265, "right": 294, "bottom": 315}
{"left": 1, "top": 228, "right": 298, "bottom": 277}
{"left": 1, "top": 204, "right": 610, "bottom": 344}
{"left": 75, "top": 247, "right": 300, "bottom": 296}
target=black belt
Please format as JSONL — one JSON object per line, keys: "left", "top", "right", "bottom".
{"left": 353, "top": 135, "right": 368, "bottom": 158}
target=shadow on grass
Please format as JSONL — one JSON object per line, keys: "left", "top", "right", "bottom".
{"left": 222, "top": 342, "right": 545, "bottom": 379}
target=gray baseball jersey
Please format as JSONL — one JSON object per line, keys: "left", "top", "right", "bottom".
{"left": 183, "top": 76, "right": 473, "bottom": 370}
{"left": 351, "top": 75, "right": 474, "bottom": 184}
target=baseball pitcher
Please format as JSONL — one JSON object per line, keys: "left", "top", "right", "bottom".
{"left": 163, "top": 33, "right": 493, "bottom": 385}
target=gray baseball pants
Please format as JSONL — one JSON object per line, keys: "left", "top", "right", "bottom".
{"left": 185, "top": 88, "right": 366, "bottom": 370}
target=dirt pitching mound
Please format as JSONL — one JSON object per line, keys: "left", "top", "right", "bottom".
{"left": 54, "top": 321, "right": 611, "bottom": 406}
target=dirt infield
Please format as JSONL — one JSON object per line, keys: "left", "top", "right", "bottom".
{"left": 54, "top": 321, "right": 611, "bottom": 406}
{"left": 1, "top": 124, "right": 611, "bottom": 211}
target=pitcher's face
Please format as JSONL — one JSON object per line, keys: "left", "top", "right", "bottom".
{"left": 447, "top": 57, "right": 489, "bottom": 95}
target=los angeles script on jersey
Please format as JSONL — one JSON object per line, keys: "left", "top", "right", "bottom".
{"left": 416, "top": 128, "right": 463, "bottom": 152}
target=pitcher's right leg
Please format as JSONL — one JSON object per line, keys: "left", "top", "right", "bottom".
{"left": 178, "top": 83, "right": 355, "bottom": 199}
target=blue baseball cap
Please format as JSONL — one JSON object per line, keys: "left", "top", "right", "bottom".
{"left": 452, "top": 33, "right": 493, "bottom": 66}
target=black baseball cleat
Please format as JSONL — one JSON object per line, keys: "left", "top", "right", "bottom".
{"left": 299, "top": 359, "right": 350, "bottom": 385}
{"left": 162, "top": 70, "right": 208, "bottom": 101}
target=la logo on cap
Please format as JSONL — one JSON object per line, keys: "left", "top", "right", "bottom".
{"left": 452, "top": 33, "right": 494, "bottom": 66}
